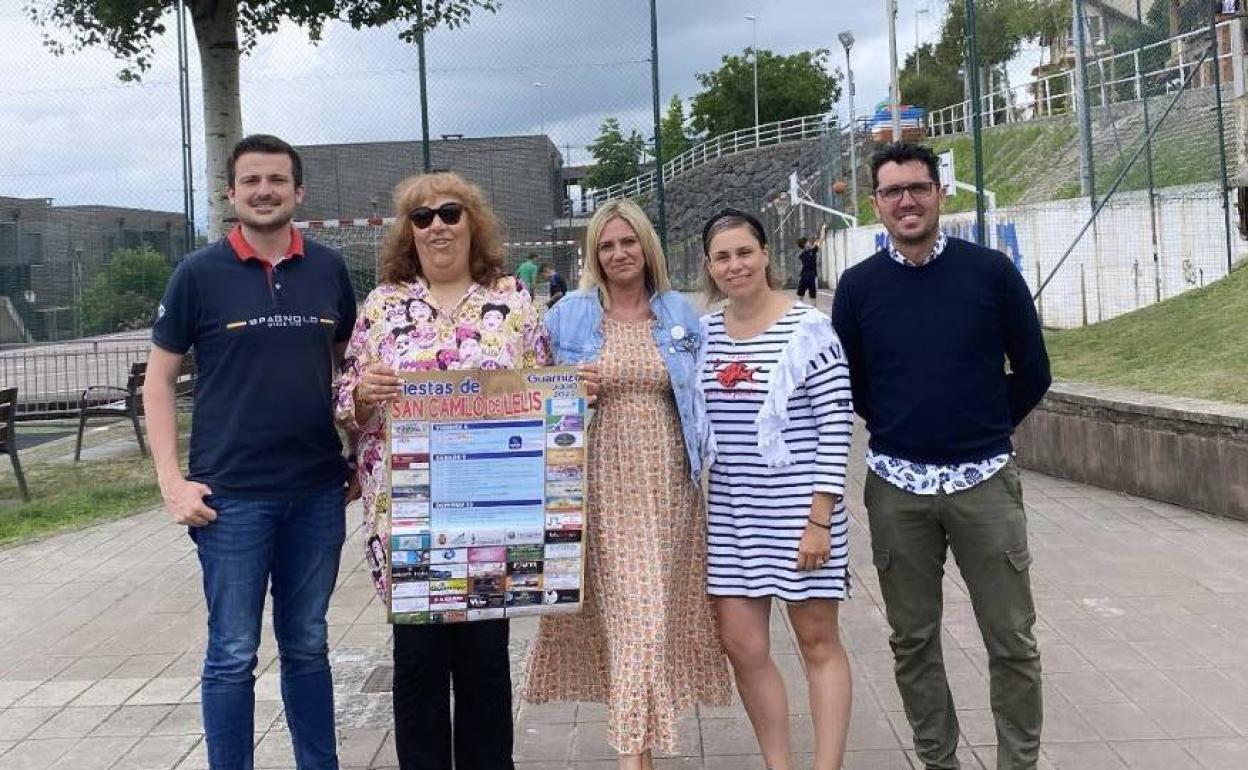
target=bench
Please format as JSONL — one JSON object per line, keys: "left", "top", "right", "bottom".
{"left": 74, "top": 360, "right": 196, "bottom": 462}
{"left": 0, "top": 387, "right": 30, "bottom": 501}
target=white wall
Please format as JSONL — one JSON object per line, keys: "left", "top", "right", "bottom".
{"left": 823, "top": 183, "right": 1242, "bottom": 328}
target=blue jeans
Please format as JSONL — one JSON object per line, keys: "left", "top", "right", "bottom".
{"left": 190, "top": 485, "right": 346, "bottom": 770}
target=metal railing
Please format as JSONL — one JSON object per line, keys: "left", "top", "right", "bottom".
{"left": 589, "top": 112, "right": 834, "bottom": 206}
{"left": 0, "top": 333, "right": 150, "bottom": 417}
{"left": 927, "top": 22, "right": 1234, "bottom": 137}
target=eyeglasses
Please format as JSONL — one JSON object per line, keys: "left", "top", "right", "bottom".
{"left": 408, "top": 202, "right": 464, "bottom": 229}
{"left": 875, "top": 182, "right": 938, "bottom": 203}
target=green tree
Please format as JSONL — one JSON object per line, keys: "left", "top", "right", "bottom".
{"left": 689, "top": 48, "right": 841, "bottom": 138}
{"left": 27, "top": 0, "right": 499, "bottom": 237}
{"left": 659, "top": 95, "right": 691, "bottom": 161}
{"left": 78, "top": 246, "right": 172, "bottom": 334}
{"left": 584, "top": 118, "right": 646, "bottom": 190}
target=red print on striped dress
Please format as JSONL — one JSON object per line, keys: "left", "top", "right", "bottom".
{"left": 716, "top": 361, "right": 756, "bottom": 389}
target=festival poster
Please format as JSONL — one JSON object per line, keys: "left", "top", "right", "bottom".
{"left": 386, "top": 367, "right": 588, "bottom": 624}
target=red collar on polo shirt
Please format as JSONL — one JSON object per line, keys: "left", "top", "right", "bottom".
{"left": 227, "top": 224, "right": 305, "bottom": 266}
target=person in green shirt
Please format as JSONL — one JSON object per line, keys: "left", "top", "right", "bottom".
{"left": 516, "top": 252, "right": 540, "bottom": 293}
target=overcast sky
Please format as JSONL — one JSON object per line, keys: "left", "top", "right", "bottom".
{"left": 0, "top": 0, "right": 966, "bottom": 224}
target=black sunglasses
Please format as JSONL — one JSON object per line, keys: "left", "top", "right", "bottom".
{"left": 408, "top": 202, "right": 464, "bottom": 229}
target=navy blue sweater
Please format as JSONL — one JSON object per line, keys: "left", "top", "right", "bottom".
{"left": 830, "top": 237, "right": 1051, "bottom": 465}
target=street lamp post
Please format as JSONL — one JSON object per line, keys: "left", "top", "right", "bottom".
{"left": 745, "top": 13, "right": 760, "bottom": 148}
{"left": 533, "top": 81, "right": 546, "bottom": 138}
{"left": 886, "top": 0, "right": 902, "bottom": 142}
{"left": 915, "top": 6, "right": 929, "bottom": 76}
{"left": 838, "top": 31, "right": 859, "bottom": 219}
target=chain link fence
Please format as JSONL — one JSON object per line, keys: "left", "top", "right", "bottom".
{"left": 814, "top": 0, "right": 1244, "bottom": 329}
{"left": 1, "top": 1, "right": 656, "bottom": 345}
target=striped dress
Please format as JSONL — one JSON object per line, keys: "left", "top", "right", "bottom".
{"left": 701, "top": 304, "right": 854, "bottom": 601}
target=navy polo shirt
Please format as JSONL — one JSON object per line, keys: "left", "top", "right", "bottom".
{"left": 153, "top": 226, "right": 358, "bottom": 500}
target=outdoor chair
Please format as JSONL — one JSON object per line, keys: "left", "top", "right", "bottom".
{"left": 74, "top": 360, "right": 195, "bottom": 462}
{"left": 0, "top": 387, "right": 31, "bottom": 501}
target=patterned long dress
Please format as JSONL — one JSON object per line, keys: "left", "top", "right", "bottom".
{"left": 524, "top": 317, "right": 731, "bottom": 754}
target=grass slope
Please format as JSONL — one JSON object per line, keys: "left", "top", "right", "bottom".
{"left": 1044, "top": 265, "right": 1247, "bottom": 404}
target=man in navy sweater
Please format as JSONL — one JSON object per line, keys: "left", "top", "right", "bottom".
{"left": 832, "top": 143, "right": 1050, "bottom": 770}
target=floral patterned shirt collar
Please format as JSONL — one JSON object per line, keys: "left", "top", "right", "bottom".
{"left": 887, "top": 231, "right": 947, "bottom": 268}
{"left": 403, "top": 276, "right": 483, "bottom": 316}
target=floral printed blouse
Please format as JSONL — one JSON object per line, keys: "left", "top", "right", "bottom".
{"left": 334, "top": 275, "right": 551, "bottom": 598}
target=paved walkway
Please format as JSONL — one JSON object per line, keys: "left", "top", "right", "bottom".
{"left": 2, "top": 428, "right": 1248, "bottom": 770}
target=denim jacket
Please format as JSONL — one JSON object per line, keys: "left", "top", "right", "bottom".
{"left": 543, "top": 288, "right": 706, "bottom": 481}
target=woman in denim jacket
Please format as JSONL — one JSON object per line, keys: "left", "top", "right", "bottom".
{"left": 524, "top": 200, "right": 730, "bottom": 770}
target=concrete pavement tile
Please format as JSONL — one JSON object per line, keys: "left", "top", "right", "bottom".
{"left": 1202, "top": 698, "right": 1248, "bottom": 736}
{"left": 336, "top": 727, "right": 386, "bottom": 767}
{"left": 575, "top": 702, "right": 608, "bottom": 723}
{"left": 1076, "top": 640, "right": 1154, "bottom": 671}
{"left": 149, "top": 704, "right": 201, "bottom": 736}
{"left": 840, "top": 750, "right": 915, "bottom": 769}
{"left": 13, "top": 679, "right": 93, "bottom": 708}
{"left": 953, "top": 709, "right": 997, "bottom": 747}
{"left": 1108, "top": 740, "right": 1200, "bottom": 769}
{"left": 1042, "top": 741, "right": 1130, "bottom": 768}
{"left": 253, "top": 729, "right": 295, "bottom": 768}
{"left": 1135, "top": 698, "right": 1237, "bottom": 740}
{"left": 1035, "top": 642, "right": 1096, "bottom": 673}
{"left": 30, "top": 705, "right": 117, "bottom": 739}
{"left": 48, "top": 735, "right": 140, "bottom": 770}
{"left": 92, "top": 704, "right": 176, "bottom": 737}
{"left": 172, "top": 737, "right": 208, "bottom": 770}
{"left": 516, "top": 701, "right": 578, "bottom": 724}
{"left": 74, "top": 678, "right": 150, "bottom": 707}
{"left": 0, "top": 707, "right": 61, "bottom": 740}
{"left": 2, "top": 656, "right": 74, "bottom": 682}
{"left": 1103, "top": 668, "right": 1188, "bottom": 704}
{"left": 127, "top": 677, "right": 198, "bottom": 706}
{"left": 254, "top": 672, "right": 282, "bottom": 702}
{"left": 0, "top": 737, "right": 78, "bottom": 770}
{"left": 1130, "top": 639, "right": 1214, "bottom": 670}
{"left": 157, "top": 655, "right": 204, "bottom": 679}
{"left": 0, "top": 681, "right": 41, "bottom": 709}
{"left": 51, "top": 656, "right": 127, "bottom": 681}
{"left": 514, "top": 720, "right": 573, "bottom": 763}
{"left": 371, "top": 730, "right": 397, "bottom": 768}
{"left": 1040, "top": 696, "right": 1101, "bottom": 743}
{"left": 1047, "top": 671, "right": 1129, "bottom": 704}
{"left": 973, "top": 745, "right": 1056, "bottom": 769}
{"left": 112, "top": 733, "right": 201, "bottom": 769}
{"left": 108, "top": 655, "right": 179, "bottom": 680}
{"left": 1074, "top": 702, "right": 1165, "bottom": 742}
{"left": 844, "top": 710, "right": 902, "bottom": 751}
{"left": 1181, "top": 737, "right": 1248, "bottom": 769}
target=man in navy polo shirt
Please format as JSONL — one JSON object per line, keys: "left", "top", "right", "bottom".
{"left": 832, "top": 143, "right": 1050, "bottom": 770}
{"left": 144, "top": 134, "right": 357, "bottom": 770}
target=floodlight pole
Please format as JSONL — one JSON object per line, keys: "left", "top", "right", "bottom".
{"left": 175, "top": 0, "right": 195, "bottom": 251}
{"left": 650, "top": 0, "right": 668, "bottom": 250}
{"left": 965, "top": 0, "right": 987, "bottom": 244}
{"left": 417, "top": 3, "right": 431, "bottom": 172}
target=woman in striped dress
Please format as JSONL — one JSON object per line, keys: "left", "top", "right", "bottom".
{"left": 699, "top": 208, "right": 854, "bottom": 770}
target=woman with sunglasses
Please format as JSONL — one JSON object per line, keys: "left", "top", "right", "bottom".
{"left": 335, "top": 171, "right": 550, "bottom": 770}
{"left": 699, "top": 209, "right": 854, "bottom": 770}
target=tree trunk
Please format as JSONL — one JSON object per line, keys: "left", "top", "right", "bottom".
{"left": 190, "top": 1, "right": 243, "bottom": 240}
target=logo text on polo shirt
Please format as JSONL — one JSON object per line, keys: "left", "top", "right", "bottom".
{"left": 225, "top": 314, "right": 337, "bottom": 331}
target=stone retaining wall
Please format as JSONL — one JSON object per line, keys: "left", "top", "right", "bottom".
{"left": 1014, "top": 382, "right": 1248, "bottom": 520}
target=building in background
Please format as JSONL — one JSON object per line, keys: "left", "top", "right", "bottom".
{"left": 0, "top": 197, "right": 187, "bottom": 343}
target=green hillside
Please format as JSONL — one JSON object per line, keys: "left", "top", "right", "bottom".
{"left": 855, "top": 97, "right": 1224, "bottom": 225}
{"left": 1044, "top": 265, "right": 1247, "bottom": 404}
